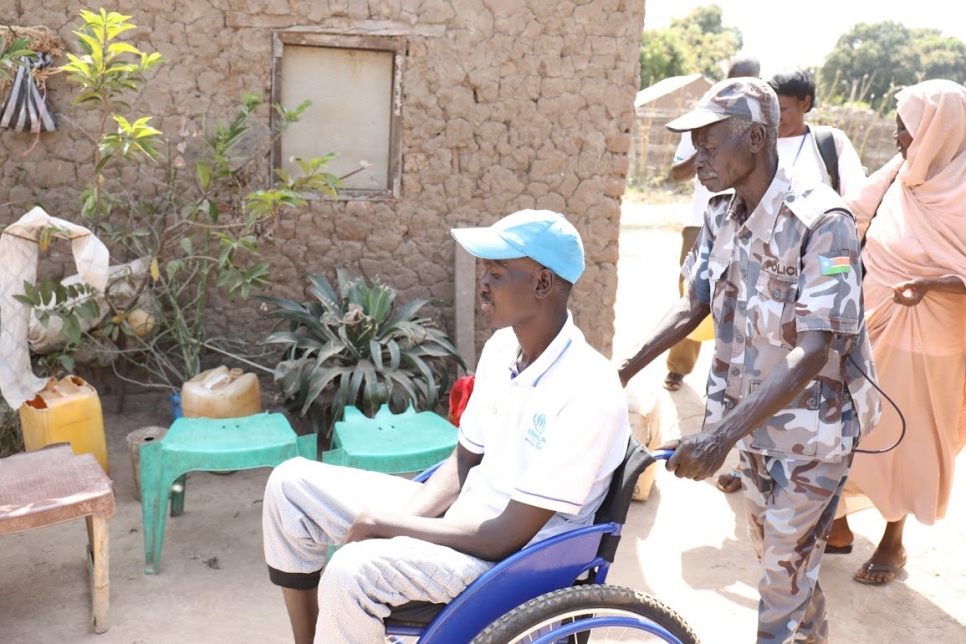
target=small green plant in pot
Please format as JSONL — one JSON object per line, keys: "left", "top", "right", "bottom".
{"left": 257, "top": 270, "right": 466, "bottom": 448}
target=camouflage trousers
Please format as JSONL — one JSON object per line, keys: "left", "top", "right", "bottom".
{"left": 739, "top": 450, "right": 853, "bottom": 644}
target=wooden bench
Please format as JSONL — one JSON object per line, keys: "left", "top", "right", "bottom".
{"left": 0, "top": 443, "right": 115, "bottom": 633}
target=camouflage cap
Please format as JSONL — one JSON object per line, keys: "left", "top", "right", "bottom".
{"left": 666, "top": 77, "right": 780, "bottom": 132}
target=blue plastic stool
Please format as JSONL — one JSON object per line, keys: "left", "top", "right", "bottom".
{"left": 139, "top": 412, "right": 315, "bottom": 574}
{"left": 323, "top": 404, "right": 457, "bottom": 475}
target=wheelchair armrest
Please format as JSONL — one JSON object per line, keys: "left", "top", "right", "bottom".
{"left": 412, "top": 460, "right": 443, "bottom": 483}
{"left": 388, "top": 523, "right": 618, "bottom": 643}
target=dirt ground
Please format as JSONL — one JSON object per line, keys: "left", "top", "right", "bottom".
{"left": 1, "top": 199, "right": 964, "bottom": 643}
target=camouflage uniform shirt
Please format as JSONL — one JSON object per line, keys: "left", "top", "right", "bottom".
{"left": 685, "top": 166, "right": 882, "bottom": 462}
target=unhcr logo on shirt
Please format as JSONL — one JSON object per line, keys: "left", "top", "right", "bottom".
{"left": 525, "top": 412, "right": 548, "bottom": 449}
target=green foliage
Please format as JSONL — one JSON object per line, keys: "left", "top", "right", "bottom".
{"left": 0, "top": 34, "right": 36, "bottom": 82}
{"left": 22, "top": 9, "right": 344, "bottom": 393}
{"left": 820, "top": 21, "right": 966, "bottom": 110}
{"left": 99, "top": 92, "right": 340, "bottom": 391}
{"left": 243, "top": 155, "right": 342, "bottom": 228}
{"left": 60, "top": 9, "right": 162, "bottom": 112}
{"left": 14, "top": 278, "right": 100, "bottom": 351}
{"left": 97, "top": 115, "right": 162, "bottom": 172}
{"left": 639, "top": 4, "right": 742, "bottom": 89}
{"left": 0, "top": 398, "right": 23, "bottom": 459}
{"left": 257, "top": 270, "right": 465, "bottom": 444}
{"left": 640, "top": 30, "right": 689, "bottom": 90}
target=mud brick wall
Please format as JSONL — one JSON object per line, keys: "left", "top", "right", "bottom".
{"left": 3, "top": 0, "right": 647, "bottom": 366}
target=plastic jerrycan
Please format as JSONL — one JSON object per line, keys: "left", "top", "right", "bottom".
{"left": 181, "top": 366, "right": 261, "bottom": 419}
{"left": 20, "top": 376, "right": 109, "bottom": 474}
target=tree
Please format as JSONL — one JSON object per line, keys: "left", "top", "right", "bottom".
{"left": 639, "top": 4, "right": 742, "bottom": 89}
{"left": 820, "top": 21, "right": 966, "bottom": 109}
{"left": 639, "top": 29, "right": 688, "bottom": 89}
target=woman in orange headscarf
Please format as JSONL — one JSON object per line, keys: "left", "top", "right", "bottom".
{"left": 828, "top": 79, "right": 966, "bottom": 585}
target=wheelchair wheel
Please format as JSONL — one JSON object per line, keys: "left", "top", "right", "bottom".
{"left": 470, "top": 585, "right": 699, "bottom": 644}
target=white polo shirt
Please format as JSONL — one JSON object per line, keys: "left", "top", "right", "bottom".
{"left": 444, "top": 314, "right": 630, "bottom": 545}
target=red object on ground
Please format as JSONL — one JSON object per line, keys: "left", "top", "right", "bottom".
{"left": 448, "top": 375, "right": 475, "bottom": 426}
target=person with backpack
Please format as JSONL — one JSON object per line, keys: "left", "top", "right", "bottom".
{"left": 715, "top": 68, "right": 868, "bottom": 494}
{"left": 770, "top": 68, "right": 866, "bottom": 197}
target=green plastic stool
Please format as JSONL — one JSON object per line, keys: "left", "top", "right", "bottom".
{"left": 139, "top": 412, "right": 315, "bottom": 574}
{"left": 324, "top": 404, "right": 457, "bottom": 475}
{"left": 322, "top": 404, "right": 457, "bottom": 564}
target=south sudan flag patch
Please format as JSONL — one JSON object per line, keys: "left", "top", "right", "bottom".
{"left": 819, "top": 254, "right": 851, "bottom": 276}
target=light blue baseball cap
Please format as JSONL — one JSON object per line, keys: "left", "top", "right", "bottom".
{"left": 451, "top": 209, "right": 585, "bottom": 284}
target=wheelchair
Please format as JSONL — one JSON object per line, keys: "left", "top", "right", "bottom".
{"left": 381, "top": 436, "right": 700, "bottom": 643}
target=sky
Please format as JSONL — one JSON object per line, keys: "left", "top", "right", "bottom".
{"left": 644, "top": 0, "right": 966, "bottom": 78}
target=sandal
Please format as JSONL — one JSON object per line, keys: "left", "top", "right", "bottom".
{"left": 853, "top": 557, "right": 906, "bottom": 586}
{"left": 663, "top": 372, "right": 684, "bottom": 391}
{"left": 716, "top": 467, "right": 742, "bottom": 493}
{"left": 826, "top": 517, "right": 854, "bottom": 554}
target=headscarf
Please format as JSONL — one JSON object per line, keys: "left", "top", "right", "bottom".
{"left": 859, "top": 80, "right": 966, "bottom": 287}
{"left": 897, "top": 79, "right": 966, "bottom": 192}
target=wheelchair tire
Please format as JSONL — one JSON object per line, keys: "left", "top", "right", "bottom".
{"left": 470, "top": 584, "right": 699, "bottom": 644}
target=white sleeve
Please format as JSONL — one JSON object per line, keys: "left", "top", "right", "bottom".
{"left": 833, "top": 129, "right": 868, "bottom": 196}
{"left": 511, "top": 389, "right": 628, "bottom": 514}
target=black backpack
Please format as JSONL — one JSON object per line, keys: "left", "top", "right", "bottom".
{"left": 811, "top": 125, "right": 840, "bottom": 194}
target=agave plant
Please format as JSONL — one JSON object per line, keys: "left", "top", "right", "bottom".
{"left": 257, "top": 269, "right": 466, "bottom": 445}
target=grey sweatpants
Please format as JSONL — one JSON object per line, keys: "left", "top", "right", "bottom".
{"left": 262, "top": 457, "right": 494, "bottom": 643}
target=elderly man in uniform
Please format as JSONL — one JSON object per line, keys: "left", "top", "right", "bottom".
{"left": 617, "top": 78, "right": 881, "bottom": 643}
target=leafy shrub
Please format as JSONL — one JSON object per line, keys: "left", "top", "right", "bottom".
{"left": 257, "top": 270, "right": 465, "bottom": 445}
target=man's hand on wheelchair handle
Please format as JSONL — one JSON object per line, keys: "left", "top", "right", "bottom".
{"left": 657, "top": 430, "right": 731, "bottom": 482}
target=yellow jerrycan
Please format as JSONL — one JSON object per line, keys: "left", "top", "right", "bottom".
{"left": 181, "top": 366, "right": 261, "bottom": 419}
{"left": 20, "top": 376, "right": 109, "bottom": 474}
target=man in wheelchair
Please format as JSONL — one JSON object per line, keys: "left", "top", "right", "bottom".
{"left": 262, "top": 209, "right": 631, "bottom": 643}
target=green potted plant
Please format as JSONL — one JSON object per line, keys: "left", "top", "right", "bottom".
{"left": 257, "top": 269, "right": 466, "bottom": 448}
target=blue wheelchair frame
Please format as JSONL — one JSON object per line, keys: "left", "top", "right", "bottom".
{"left": 381, "top": 440, "right": 678, "bottom": 643}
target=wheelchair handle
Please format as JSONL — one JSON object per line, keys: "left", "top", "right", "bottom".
{"left": 649, "top": 449, "right": 674, "bottom": 461}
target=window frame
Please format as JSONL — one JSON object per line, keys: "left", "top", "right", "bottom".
{"left": 271, "top": 31, "right": 406, "bottom": 201}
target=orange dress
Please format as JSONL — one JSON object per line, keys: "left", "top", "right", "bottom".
{"left": 840, "top": 80, "right": 966, "bottom": 524}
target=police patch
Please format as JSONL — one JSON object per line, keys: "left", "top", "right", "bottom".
{"left": 818, "top": 254, "right": 851, "bottom": 276}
